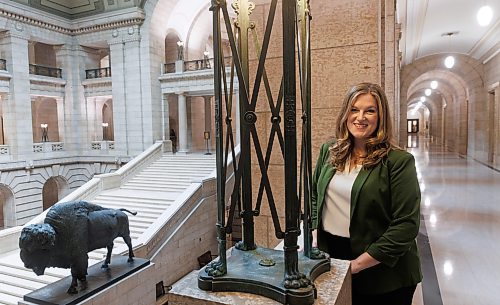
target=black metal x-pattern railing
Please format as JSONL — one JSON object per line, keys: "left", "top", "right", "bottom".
{"left": 203, "top": 0, "right": 318, "bottom": 291}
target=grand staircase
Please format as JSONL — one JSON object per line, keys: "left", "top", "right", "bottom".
{"left": 0, "top": 153, "right": 216, "bottom": 305}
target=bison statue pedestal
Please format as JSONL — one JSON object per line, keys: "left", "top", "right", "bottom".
{"left": 23, "top": 256, "right": 150, "bottom": 305}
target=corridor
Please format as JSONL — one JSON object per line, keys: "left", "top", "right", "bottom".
{"left": 410, "top": 135, "right": 500, "bottom": 305}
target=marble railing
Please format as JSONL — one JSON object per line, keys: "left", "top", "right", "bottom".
{"left": 0, "top": 226, "right": 22, "bottom": 255}
{"left": 0, "top": 144, "right": 9, "bottom": 155}
{"left": 91, "top": 140, "right": 115, "bottom": 150}
{"left": 32, "top": 142, "right": 64, "bottom": 152}
{"left": 26, "top": 141, "right": 165, "bottom": 226}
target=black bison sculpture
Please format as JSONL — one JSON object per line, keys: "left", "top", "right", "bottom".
{"left": 19, "top": 201, "right": 136, "bottom": 294}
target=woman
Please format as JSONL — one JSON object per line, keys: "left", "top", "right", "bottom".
{"left": 311, "top": 82, "right": 422, "bottom": 305}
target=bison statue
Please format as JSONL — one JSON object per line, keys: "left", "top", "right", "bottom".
{"left": 19, "top": 200, "right": 136, "bottom": 294}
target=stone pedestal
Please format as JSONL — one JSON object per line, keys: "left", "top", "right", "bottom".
{"left": 167, "top": 259, "right": 351, "bottom": 305}
{"left": 22, "top": 257, "right": 150, "bottom": 305}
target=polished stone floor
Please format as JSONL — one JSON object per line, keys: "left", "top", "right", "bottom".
{"left": 409, "top": 136, "right": 500, "bottom": 305}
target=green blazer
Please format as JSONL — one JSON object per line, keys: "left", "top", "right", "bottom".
{"left": 311, "top": 142, "right": 422, "bottom": 294}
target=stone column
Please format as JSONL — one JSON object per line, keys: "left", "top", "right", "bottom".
{"left": 55, "top": 44, "right": 86, "bottom": 153}
{"left": 177, "top": 92, "right": 188, "bottom": 153}
{"left": 204, "top": 96, "right": 212, "bottom": 150}
{"left": 162, "top": 93, "right": 170, "bottom": 141}
{"left": 109, "top": 26, "right": 144, "bottom": 156}
{"left": 1, "top": 28, "right": 32, "bottom": 158}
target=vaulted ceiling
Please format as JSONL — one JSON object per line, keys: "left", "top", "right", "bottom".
{"left": 398, "top": 0, "right": 499, "bottom": 65}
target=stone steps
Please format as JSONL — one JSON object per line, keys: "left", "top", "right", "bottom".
{"left": 0, "top": 153, "right": 215, "bottom": 304}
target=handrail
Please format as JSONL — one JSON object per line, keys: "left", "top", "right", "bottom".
{"left": 163, "top": 56, "right": 233, "bottom": 74}
{"left": 85, "top": 67, "right": 111, "bottom": 79}
{"left": 26, "top": 142, "right": 164, "bottom": 225}
{"left": 0, "top": 226, "right": 23, "bottom": 254}
{"left": 29, "top": 63, "right": 62, "bottom": 78}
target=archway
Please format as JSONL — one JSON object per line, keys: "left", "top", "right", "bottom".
{"left": 401, "top": 54, "right": 483, "bottom": 157}
{"left": 42, "top": 176, "right": 69, "bottom": 211}
{"left": 0, "top": 184, "right": 15, "bottom": 229}
{"left": 165, "top": 32, "right": 181, "bottom": 64}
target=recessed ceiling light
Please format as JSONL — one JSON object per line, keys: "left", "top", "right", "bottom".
{"left": 425, "top": 89, "right": 432, "bottom": 96}
{"left": 477, "top": 5, "right": 493, "bottom": 27}
{"left": 430, "top": 81, "right": 438, "bottom": 89}
{"left": 420, "top": 96, "right": 426, "bottom": 102}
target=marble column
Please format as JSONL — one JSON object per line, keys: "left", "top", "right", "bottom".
{"left": 109, "top": 26, "right": 144, "bottom": 156}
{"left": 162, "top": 93, "right": 170, "bottom": 142}
{"left": 55, "top": 44, "right": 86, "bottom": 152}
{"left": 177, "top": 92, "right": 188, "bottom": 153}
{"left": 1, "top": 29, "right": 32, "bottom": 157}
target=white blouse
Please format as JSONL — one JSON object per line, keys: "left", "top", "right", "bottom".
{"left": 321, "top": 164, "right": 362, "bottom": 238}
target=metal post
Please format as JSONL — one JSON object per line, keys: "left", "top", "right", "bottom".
{"left": 234, "top": 0, "right": 256, "bottom": 252}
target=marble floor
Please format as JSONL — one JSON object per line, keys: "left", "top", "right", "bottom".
{"left": 409, "top": 136, "right": 500, "bottom": 305}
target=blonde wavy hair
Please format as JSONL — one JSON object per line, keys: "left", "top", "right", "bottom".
{"left": 329, "top": 82, "right": 400, "bottom": 171}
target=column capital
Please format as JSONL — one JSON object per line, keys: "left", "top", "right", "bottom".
{"left": 175, "top": 91, "right": 185, "bottom": 96}
{"left": 107, "top": 26, "right": 142, "bottom": 45}
{"left": 0, "top": 27, "right": 30, "bottom": 41}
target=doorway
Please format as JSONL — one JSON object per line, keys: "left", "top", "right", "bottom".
{"left": 407, "top": 119, "right": 419, "bottom": 133}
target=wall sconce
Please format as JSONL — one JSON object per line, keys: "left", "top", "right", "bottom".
{"left": 40, "top": 123, "right": 48, "bottom": 142}
{"left": 102, "top": 122, "right": 109, "bottom": 141}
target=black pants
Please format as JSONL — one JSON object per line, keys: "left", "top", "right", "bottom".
{"left": 318, "top": 229, "right": 417, "bottom": 305}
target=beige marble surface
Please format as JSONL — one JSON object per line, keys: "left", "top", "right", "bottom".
{"left": 167, "top": 258, "right": 351, "bottom": 305}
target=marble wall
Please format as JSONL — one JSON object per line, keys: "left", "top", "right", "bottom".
{"left": 244, "top": 0, "right": 395, "bottom": 248}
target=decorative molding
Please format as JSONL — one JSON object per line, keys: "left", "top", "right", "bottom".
{"left": 0, "top": 7, "right": 144, "bottom": 36}
{"left": 469, "top": 19, "right": 500, "bottom": 61}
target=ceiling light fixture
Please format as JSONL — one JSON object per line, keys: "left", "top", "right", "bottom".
{"left": 477, "top": 5, "right": 493, "bottom": 26}
{"left": 430, "top": 81, "right": 438, "bottom": 89}
{"left": 444, "top": 56, "right": 455, "bottom": 68}
{"left": 420, "top": 96, "right": 426, "bottom": 102}
{"left": 442, "top": 32, "right": 458, "bottom": 69}
{"left": 425, "top": 89, "right": 432, "bottom": 96}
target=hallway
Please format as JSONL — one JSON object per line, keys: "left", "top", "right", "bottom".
{"left": 410, "top": 136, "right": 500, "bottom": 305}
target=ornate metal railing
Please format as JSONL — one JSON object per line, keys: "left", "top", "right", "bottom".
{"left": 198, "top": 1, "right": 328, "bottom": 304}
{"left": 163, "top": 57, "right": 233, "bottom": 74}
{"left": 29, "top": 64, "right": 62, "bottom": 78}
{"left": 85, "top": 67, "right": 111, "bottom": 79}
{"left": 0, "top": 59, "right": 6, "bottom": 71}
